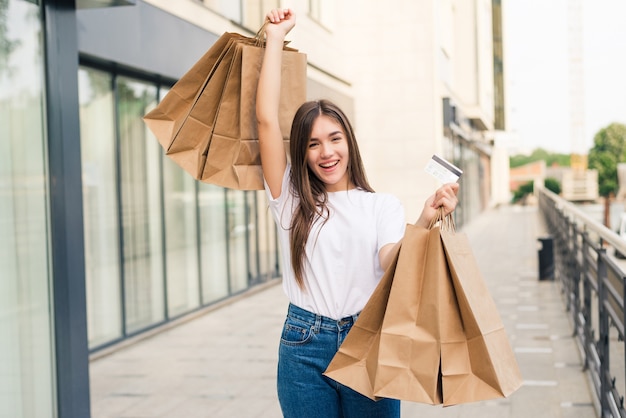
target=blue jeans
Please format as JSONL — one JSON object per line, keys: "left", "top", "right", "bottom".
{"left": 277, "top": 303, "right": 400, "bottom": 418}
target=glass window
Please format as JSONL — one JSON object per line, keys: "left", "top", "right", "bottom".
{"left": 241, "top": 0, "right": 279, "bottom": 31}
{"left": 309, "top": 0, "right": 336, "bottom": 29}
{"left": 203, "top": 0, "right": 279, "bottom": 31}
{"left": 0, "top": 0, "right": 56, "bottom": 416}
{"left": 163, "top": 156, "right": 201, "bottom": 317}
{"left": 78, "top": 67, "right": 123, "bottom": 347}
{"left": 198, "top": 183, "right": 229, "bottom": 303}
{"left": 256, "top": 190, "right": 277, "bottom": 281}
{"left": 203, "top": 0, "right": 241, "bottom": 23}
{"left": 226, "top": 189, "right": 249, "bottom": 293}
{"left": 117, "top": 76, "right": 165, "bottom": 333}
{"left": 246, "top": 192, "right": 260, "bottom": 284}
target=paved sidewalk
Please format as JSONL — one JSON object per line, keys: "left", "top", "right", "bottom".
{"left": 90, "top": 205, "right": 597, "bottom": 418}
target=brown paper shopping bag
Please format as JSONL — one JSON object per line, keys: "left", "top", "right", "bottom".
{"left": 202, "top": 41, "right": 306, "bottom": 189}
{"left": 319, "top": 244, "right": 401, "bottom": 398}
{"left": 372, "top": 223, "right": 447, "bottom": 404}
{"left": 324, "top": 214, "right": 522, "bottom": 406}
{"left": 143, "top": 32, "right": 247, "bottom": 171}
{"left": 439, "top": 228, "right": 523, "bottom": 405}
{"left": 144, "top": 27, "right": 306, "bottom": 190}
{"left": 323, "top": 224, "right": 436, "bottom": 402}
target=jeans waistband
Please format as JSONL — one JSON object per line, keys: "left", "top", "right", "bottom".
{"left": 287, "top": 303, "right": 359, "bottom": 332}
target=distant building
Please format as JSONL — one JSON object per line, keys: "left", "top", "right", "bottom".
{"left": 509, "top": 160, "right": 599, "bottom": 202}
{"left": 510, "top": 160, "right": 546, "bottom": 193}
{"left": 546, "top": 166, "right": 599, "bottom": 202}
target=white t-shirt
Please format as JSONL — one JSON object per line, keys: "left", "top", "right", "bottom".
{"left": 265, "top": 164, "right": 406, "bottom": 319}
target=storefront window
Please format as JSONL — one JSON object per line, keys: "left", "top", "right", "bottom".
{"left": 0, "top": 0, "right": 56, "bottom": 416}
{"left": 117, "top": 76, "right": 165, "bottom": 333}
{"left": 79, "top": 67, "right": 123, "bottom": 347}
{"left": 309, "top": 0, "right": 335, "bottom": 29}
{"left": 198, "top": 183, "right": 229, "bottom": 303}
{"left": 202, "top": 0, "right": 279, "bottom": 32}
{"left": 226, "top": 189, "right": 249, "bottom": 293}
{"left": 163, "top": 156, "right": 201, "bottom": 317}
{"left": 246, "top": 192, "right": 260, "bottom": 284}
{"left": 255, "top": 190, "right": 278, "bottom": 281}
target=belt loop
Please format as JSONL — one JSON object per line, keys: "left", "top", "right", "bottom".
{"left": 314, "top": 314, "right": 322, "bottom": 332}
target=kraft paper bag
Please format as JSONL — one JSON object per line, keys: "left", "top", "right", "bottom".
{"left": 319, "top": 244, "right": 401, "bottom": 398}
{"left": 372, "top": 223, "right": 446, "bottom": 404}
{"left": 439, "top": 229, "right": 523, "bottom": 405}
{"left": 202, "top": 41, "right": 306, "bottom": 189}
{"left": 144, "top": 27, "right": 306, "bottom": 190}
{"left": 324, "top": 214, "right": 522, "bottom": 406}
{"left": 144, "top": 32, "right": 246, "bottom": 164}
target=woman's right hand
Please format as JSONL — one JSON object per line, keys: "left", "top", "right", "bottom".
{"left": 265, "top": 8, "right": 296, "bottom": 39}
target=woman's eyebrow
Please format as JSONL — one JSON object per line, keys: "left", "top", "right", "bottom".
{"left": 310, "top": 131, "right": 343, "bottom": 141}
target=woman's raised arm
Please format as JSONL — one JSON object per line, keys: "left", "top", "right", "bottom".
{"left": 256, "top": 9, "right": 296, "bottom": 199}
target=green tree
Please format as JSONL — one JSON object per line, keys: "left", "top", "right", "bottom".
{"left": 544, "top": 177, "right": 561, "bottom": 195}
{"left": 512, "top": 181, "right": 534, "bottom": 203}
{"left": 588, "top": 123, "right": 626, "bottom": 197}
{"left": 510, "top": 148, "right": 570, "bottom": 168}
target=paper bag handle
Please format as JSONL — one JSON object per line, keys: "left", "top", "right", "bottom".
{"left": 254, "top": 19, "right": 292, "bottom": 48}
{"left": 427, "top": 207, "right": 456, "bottom": 232}
{"left": 255, "top": 21, "right": 269, "bottom": 46}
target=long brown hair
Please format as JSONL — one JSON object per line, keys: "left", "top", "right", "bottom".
{"left": 288, "top": 100, "right": 374, "bottom": 288}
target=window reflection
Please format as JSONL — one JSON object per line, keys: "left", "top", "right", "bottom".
{"left": 79, "top": 67, "right": 122, "bottom": 346}
{"left": 117, "top": 76, "right": 165, "bottom": 333}
{"left": 198, "top": 183, "right": 229, "bottom": 302}
{"left": 202, "top": 0, "right": 280, "bottom": 32}
{"left": 226, "top": 189, "right": 249, "bottom": 293}
{"left": 255, "top": 189, "right": 277, "bottom": 282}
{"left": 163, "top": 156, "right": 200, "bottom": 316}
{"left": 0, "top": 0, "right": 55, "bottom": 416}
{"left": 76, "top": 64, "right": 280, "bottom": 348}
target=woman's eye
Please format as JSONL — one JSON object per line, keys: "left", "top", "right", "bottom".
{"left": 308, "top": 142, "right": 319, "bottom": 148}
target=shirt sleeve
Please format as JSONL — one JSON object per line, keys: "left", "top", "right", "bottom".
{"left": 264, "top": 163, "right": 293, "bottom": 230}
{"left": 264, "top": 163, "right": 291, "bottom": 203}
{"left": 376, "top": 194, "right": 406, "bottom": 252}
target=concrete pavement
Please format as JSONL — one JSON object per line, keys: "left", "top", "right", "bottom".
{"left": 90, "top": 205, "right": 597, "bottom": 417}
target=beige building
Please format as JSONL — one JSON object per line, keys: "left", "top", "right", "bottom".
{"left": 147, "top": 0, "right": 505, "bottom": 223}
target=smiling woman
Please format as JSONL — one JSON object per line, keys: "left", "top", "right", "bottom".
{"left": 255, "top": 8, "right": 459, "bottom": 418}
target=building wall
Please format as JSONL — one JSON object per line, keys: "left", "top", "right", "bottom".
{"left": 332, "top": 1, "right": 442, "bottom": 220}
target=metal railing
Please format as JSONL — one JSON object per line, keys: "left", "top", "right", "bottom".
{"left": 538, "top": 187, "right": 626, "bottom": 418}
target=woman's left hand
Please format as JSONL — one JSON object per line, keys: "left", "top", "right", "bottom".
{"left": 416, "top": 183, "right": 460, "bottom": 228}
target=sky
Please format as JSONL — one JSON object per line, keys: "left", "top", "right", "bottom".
{"left": 504, "top": 0, "right": 626, "bottom": 155}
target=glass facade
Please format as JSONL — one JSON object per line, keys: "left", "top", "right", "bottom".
{"left": 78, "top": 66, "right": 280, "bottom": 350}
{"left": 203, "top": 0, "right": 279, "bottom": 32}
{"left": 163, "top": 155, "right": 199, "bottom": 317}
{"left": 442, "top": 135, "right": 484, "bottom": 229}
{"left": 79, "top": 68, "right": 123, "bottom": 346}
{"left": 117, "top": 77, "right": 165, "bottom": 332}
{"left": 0, "top": 0, "right": 56, "bottom": 417}
{"left": 198, "top": 183, "right": 229, "bottom": 302}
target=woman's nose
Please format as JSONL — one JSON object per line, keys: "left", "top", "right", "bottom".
{"left": 320, "top": 142, "right": 332, "bottom": 158}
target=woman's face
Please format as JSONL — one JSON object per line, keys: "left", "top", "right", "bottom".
{"left": 306, "top": 115, "right": 352, "bottom": 192}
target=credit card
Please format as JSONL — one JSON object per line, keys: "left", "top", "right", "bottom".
{"left": 424, "top": 154, "right": 463, "bottom": 183}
